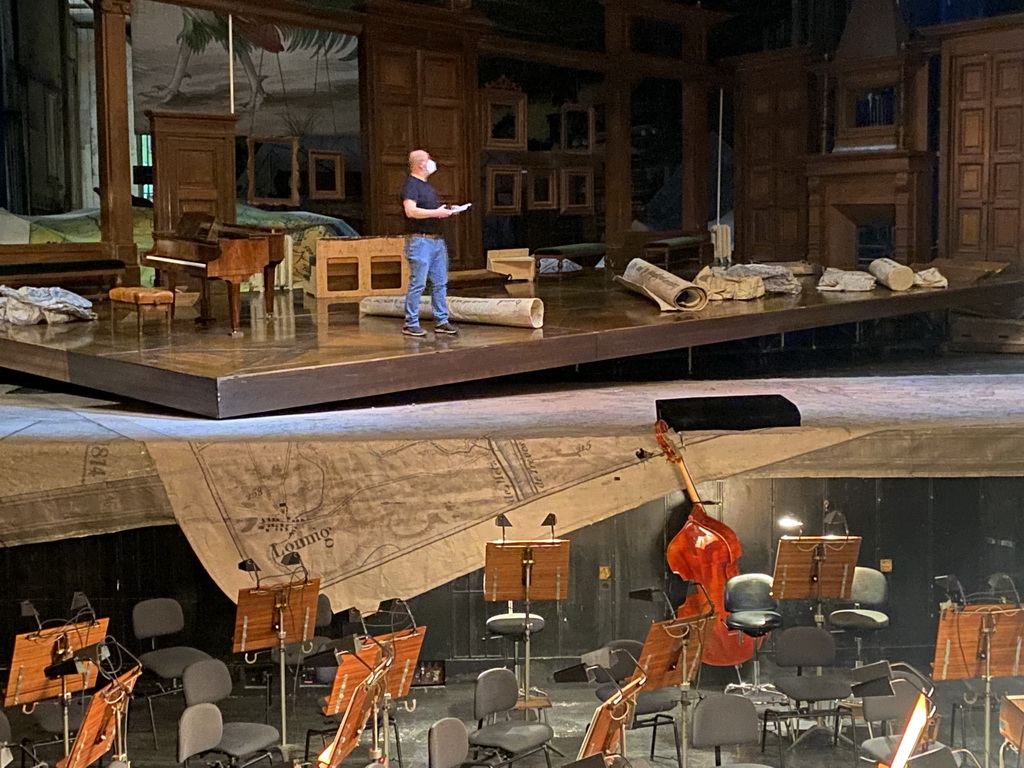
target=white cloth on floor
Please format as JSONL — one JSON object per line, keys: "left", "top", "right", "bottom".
{"left": 724, "top": 263, "right": 802, "bottom": 295}
{"left": 695, "top": 266, "right": 765, "bottom": 301}
{"left": 0, "top": 285, "right": 96, "bottom": 325}
{"left": 816, "top": 268, "right": 877, "bottom": 292}
{"left": 914, "top": 268, "right": 949, "bottom": 289}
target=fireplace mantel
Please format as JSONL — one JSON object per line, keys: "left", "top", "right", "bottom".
{"left": 805, "top": 150, "right": 935, "bottom": 268}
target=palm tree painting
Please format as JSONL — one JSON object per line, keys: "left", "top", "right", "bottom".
{"left": 132, "top": 0, "right": 359, "bottom": 138}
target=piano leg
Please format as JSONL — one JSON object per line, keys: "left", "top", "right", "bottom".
{"left": 163, "top": 270, "right": 177, "bottom": 319}
{"left": 227, "top": 281, "right": 243, "bottom": 337}
{"left": 197, "top": 280, "right": 214, "bottom": 326}
{"left": 263, "top": 263, "right": 278, "bottom": 317}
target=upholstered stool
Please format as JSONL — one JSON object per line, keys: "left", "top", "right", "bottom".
{"left": 486, "top": 612, "right": 545, "bottom": 696}
{"left": 109, "top": 287, "right": 174, "bottom": 335}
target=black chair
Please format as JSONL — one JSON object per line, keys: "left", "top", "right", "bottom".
{"left": 693, "top": 694, "right": 780, "bottom": 768}
{"left": 762, "top": 626, "right": 852, "bottom": 751}
{"left": 723, "top": 574, "right": 783, "bottom": 699}
{"left": 593, "top": 640, "right": 683, "bottom": 768}
{"left": 828, "top": 567, "right": 889, "bottom": 667}
{"left": 468, "top": 668, "right": 554, "bottom": 768}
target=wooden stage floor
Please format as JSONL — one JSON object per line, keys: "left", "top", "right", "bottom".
{"left": 1, "top": 270, "right": 1021, "bottom": 417}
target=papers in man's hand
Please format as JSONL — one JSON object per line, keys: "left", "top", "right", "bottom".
{"left": 449, "top": 203, "right": 472, "bottom": 214}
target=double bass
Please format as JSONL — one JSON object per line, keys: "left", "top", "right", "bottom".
{"left": 655, "top": 420, "right": 756, "bottom": 668}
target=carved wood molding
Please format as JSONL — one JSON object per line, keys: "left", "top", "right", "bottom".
{"left": 483, "top": 75, "right": 522, "bottom": 92}
{"left": 99, "top": 0, "right": 133, "bottom": 15}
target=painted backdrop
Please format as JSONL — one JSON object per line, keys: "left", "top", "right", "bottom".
{"left": 132, "top": 0, "right": 360, "bottom": 137}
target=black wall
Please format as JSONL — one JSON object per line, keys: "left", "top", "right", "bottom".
{"left": 1, "top": 476, "right": 1021, "bottom": 676}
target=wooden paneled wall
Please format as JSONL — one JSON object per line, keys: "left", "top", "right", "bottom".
{"left": 734, "top": 49, "right": 813, "bottom": 262}
{"left": 939, "top": 21, "right": 1024, "bottom": 263}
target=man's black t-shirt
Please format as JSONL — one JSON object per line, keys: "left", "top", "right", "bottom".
{"left": 400, "top": 175, "right": 441, "bottom": 235}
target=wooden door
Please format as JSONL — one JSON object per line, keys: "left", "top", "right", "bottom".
{"left": 735, "top": 53, "right": 809, "bottom": 262}
{"left": 367, "top": 44, "right": 473, "bottom": 267}
{"left": 147, "top": 112, "right": 238, "bottom": 233}
{"left": 949, "top": 52, "right": 1024, "bottom": 262}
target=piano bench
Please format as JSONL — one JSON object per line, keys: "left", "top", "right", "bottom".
{"left": 109, "top": 287, "right": 174, "bottom": 335}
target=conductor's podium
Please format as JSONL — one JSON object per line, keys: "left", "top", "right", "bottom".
{"left": 307, "top": 236, "right": 410, "bottom": 300}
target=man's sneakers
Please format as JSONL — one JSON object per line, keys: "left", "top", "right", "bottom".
{"left": 402, "top": 322, "right": 459, "bottom": 336}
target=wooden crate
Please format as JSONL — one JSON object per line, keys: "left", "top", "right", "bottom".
{"left": 486, "top": 248, "right": 535, "bottom": 282}
{"left": 308, "top": 236, "right": 410, "bottom": 300}
{"left": 949, "top": 315, "right": 1024, "bottom": 353}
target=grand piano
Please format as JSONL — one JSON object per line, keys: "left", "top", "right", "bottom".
{"left": 143, "top": 213, "right": 286, "bottom": 336}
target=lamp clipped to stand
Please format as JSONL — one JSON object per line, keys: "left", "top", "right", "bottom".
{"left": 233, "top": 554, "right": 319, "bottom": 758}
{"left": 5, "top": 598, "right": 110, "bottom": 758}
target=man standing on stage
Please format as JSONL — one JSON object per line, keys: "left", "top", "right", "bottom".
{"left": 400, "top": 149, "right": 462, "bottom": 337}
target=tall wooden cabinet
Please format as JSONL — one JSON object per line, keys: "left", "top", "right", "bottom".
{"left": 938, "top": 22, "right": 1024, "bottom": 263}
{"left": 361, "top": 1, "right": 488, "bottom": 268}
{"left": 145, "top": 111, "right": 239, "bottom": 234}
{"left": 734, "top": 49, "right": 813, "bottom": 261}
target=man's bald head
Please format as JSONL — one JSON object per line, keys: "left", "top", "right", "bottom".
{"left": 409, "top": 150, "right": 429, "bottom": 173}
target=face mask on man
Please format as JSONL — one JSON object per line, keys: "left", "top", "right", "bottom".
{"left": 426, "top": 159, "right": 437, "bottom": 176}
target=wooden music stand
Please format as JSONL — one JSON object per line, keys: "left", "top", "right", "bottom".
{"left": 631, "top": 612, "right": 711, "bottom": 768}
{"left": 56, "top": 667, "right": 141, "bottom": 768}
{"left": 4, "top": 618, "right": 110, "bottom": 755}
{"left": 772, "top": 535, "right": 861, "bottom": 625}
{"left": 378, "top": 627, "right": 426, "bottom": 700}
{"left": 577, "top": 676, "right": 646, "bottom": 760}
{"left": 4, "top": 619, "right": 110, "bottom": 707}
{"left": 316, "top": 677, "right": 373, "bottom": 768}
{"left": 321, "top": 627, "right": 426, "bottom": 717}
{"left": 232, "top": 578, "right": 319, "bottom": 753}
{"left": 932, "top": 604, "right": 1024, "bottom": 768}
{"left": 484, "top": 540, "right": 570, "bottom": 602}
{"left": 484, "top": 540, "right": 570, "bottom": 702}
{"left": 322, "top": 643, "right": 381, "bottom": 717}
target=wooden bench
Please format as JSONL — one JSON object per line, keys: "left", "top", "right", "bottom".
{"left": 0, "top": 244, "right": 125, "bottom": 298}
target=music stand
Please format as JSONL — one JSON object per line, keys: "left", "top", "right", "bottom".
{"left": 772, "top": 535, "right": 861, "bottom": 626}
{"left": 4, "top": 618, "right": 110, "bottom": 755}
{"left": 931, "top": 604, "right": 1024, "bottom": 768}
{"left": 484, "top": 539, "right": 570, "bottom": 701}
{"left": 632, "top": 612, "right": 711, "bottom": 768}
{"left": 578, "top": 676, "right": 647, "bottom": 760}
{"left": 232, "top": 578, "right": 319, "bottom": 754}
{"left": 56, "top": 666, "right": 141, "bottom": 768}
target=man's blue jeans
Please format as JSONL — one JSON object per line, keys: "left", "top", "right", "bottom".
{"left": 404, "top": 236, "right": 450, "bottom": 326}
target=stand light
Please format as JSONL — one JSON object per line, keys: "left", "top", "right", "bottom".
{"left": 541, "top": 514, "right": 557, "bottom": 540}
{"left": 238, "top": 558, "right": 262, "bottom": 588}
{"left": 495, "top": 514, "right": 512, "bottom": 542}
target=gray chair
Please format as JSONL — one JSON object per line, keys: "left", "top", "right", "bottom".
{"left": 724, "top": 574, "right": 783, "bottom": 697}
{"left": 858, "top": 671, "right": 958, "bottom": 766}
{"left": 468, "top": 668, "right": 554, "bottom": 768}
{"left": 178, "top": 702, "right": 224, "bottom": 765}
{"left": 692, "top": 694, "right": 778, "bottom": 768}
{"left": 19, "top": 695, "right": 91, "bottom": 766}
{"left": 182, "top": 659, "right": 279, "bottom": 767}
{"left": 829, "top": 568, "right": 890, "bottom": 666}
{"left": 429, "top": 717, "right": 469, "bottom": 768}
{"left": 593, "top": 640, "right": 682, "bottom": 768}
{"left": 762, "top": 627, "right": 852, "bottom": 751}
{"left": 133, "top": 597, "right": 213, "bottom": 749}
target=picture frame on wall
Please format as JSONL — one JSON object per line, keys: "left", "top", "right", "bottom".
{"left": 487, "top": 165, "right": 523, "bottom": 215}
{"left": 561, "top": 105, "right": 595, "bottom": 153}
{"left": 527, "top": 169, "right": 558, "bottom": 210}
{"left": 482, "top": 84, "right": 527, "bottom": 151}
{"left": 307, "top": 150, "right": 346, "bottom": 200}
{"left": 560, "top": 168, "right": 593, "bottom": 214}
{"left": 247, "top": 136, "right": 300, "bottom": 207}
